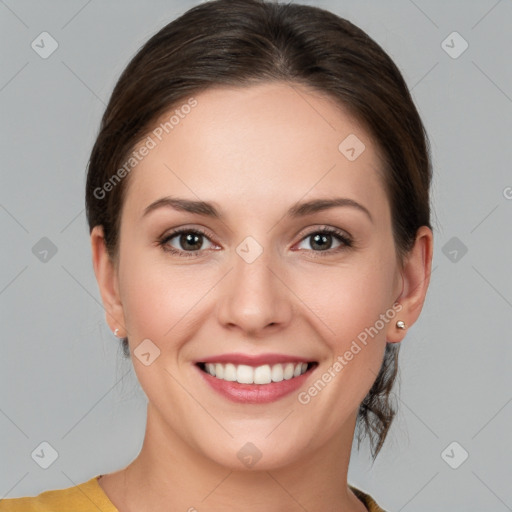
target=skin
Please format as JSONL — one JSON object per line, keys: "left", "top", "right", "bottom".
{"left": 91, "top": 81, "right": 433, "bottom": 511}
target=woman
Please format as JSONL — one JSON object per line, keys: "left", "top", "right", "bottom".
{"left": 0, "top": 0, "right": 433, "bottom": 510}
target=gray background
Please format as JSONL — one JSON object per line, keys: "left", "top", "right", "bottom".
{"left": 1, "top": 0, "right": 511, "bottom": 510}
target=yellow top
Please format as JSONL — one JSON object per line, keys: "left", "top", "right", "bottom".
{"left": 0, "top": 475, "right": 387, "bottom": 511}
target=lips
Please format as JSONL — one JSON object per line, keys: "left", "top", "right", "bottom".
{"left": 195, "top": 353, "right": 318, "bottom": 404}
{"left": 199, "top": 353, "right": 313, "bottom": 366}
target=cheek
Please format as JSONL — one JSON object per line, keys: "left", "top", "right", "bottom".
{"left": 300, "top": 254, "right": 397, "bottom": 345}
{"left": 118, "top": 248, "right": 213, "bottom": 342}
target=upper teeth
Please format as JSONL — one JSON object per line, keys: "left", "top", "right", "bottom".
{"left": 204, "top": 362, "right": 308, "bottom": 384}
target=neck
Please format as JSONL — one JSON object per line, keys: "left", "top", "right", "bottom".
{"left": 104, "top": 403, "right": 367, "bottom": 512}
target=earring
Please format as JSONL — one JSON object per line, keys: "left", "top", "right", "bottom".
{"left": 396, "top": 320, "right": 406, "bottom": 330}
{"left": 114, "top": 328, "right": 120, "bottom": 337}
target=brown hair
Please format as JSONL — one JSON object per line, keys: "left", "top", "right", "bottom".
{"left": 86, "top": 0, "right": 432, "bottom": 461}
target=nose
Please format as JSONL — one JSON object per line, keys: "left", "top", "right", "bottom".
{"left": 216, "top": 242, "right": 293, "bottom": 337}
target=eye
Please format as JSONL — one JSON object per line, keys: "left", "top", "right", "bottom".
{"left": 295, "top": 227, "right": 353, "bottom": 256}
{"left": 158, "top": 226, "right": 353, "bottom": 258}
{"left": 158, "top": 227, "right": 217, "bottom": 257}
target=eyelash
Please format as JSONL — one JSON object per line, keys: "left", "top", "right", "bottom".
{"left": 157, "top": 226, "right": 353, "bottom": 259}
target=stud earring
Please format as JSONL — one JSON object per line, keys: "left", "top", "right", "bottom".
{"left": 114, "top": 328, "right": 120, "bottom": 337}
{"left": 396, "top": 320, "right": 406, "bottom": 330}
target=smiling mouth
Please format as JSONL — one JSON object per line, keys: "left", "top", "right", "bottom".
{"left": 197, "top": 361, "right": 318, "bottom": 385}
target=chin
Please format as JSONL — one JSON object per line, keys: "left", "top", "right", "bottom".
{"left": 192, "top": 433, "right": 312, "bottom": 472}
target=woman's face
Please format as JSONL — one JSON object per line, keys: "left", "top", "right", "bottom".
{"left": 100, "top": 82, "right": 410, "bottom": 469}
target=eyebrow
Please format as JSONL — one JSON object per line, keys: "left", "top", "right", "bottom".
{"left": 142, "top": 196, "right": 373, "bottom": 223}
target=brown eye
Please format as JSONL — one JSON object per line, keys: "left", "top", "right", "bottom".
{"left": 296, "top": 228, "right": 353, "bottom": 255}
{"left": 158, "top": 228, "right": 216, "bottom": 257}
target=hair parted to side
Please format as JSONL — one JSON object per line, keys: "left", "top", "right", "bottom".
{"left": 85, "top": 0, "right": 432, "bottom": 461}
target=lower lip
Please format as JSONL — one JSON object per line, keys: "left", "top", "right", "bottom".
{"left": 196, "top": 365, "right": 314, "bottom": 404}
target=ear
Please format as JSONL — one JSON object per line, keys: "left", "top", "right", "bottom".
{"left": 386, "top": 226, "right": 433, "bottom": 343}
{"left": 90, "top": 225, "right": 127, "bottom": 337}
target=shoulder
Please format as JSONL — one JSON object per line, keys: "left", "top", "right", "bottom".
{"left": 349, "top": 484, "right": 388, "bottom": 512}
{"left": 0, "top": 475, "right": 118, "bottom": 512}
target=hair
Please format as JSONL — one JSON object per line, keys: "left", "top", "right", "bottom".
{"left": 85, "top": 0, "right": 432, "bottom": 461}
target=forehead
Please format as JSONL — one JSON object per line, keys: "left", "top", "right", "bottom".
{"left": 125, "top": 82, "right": 388, "bottom": 222}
